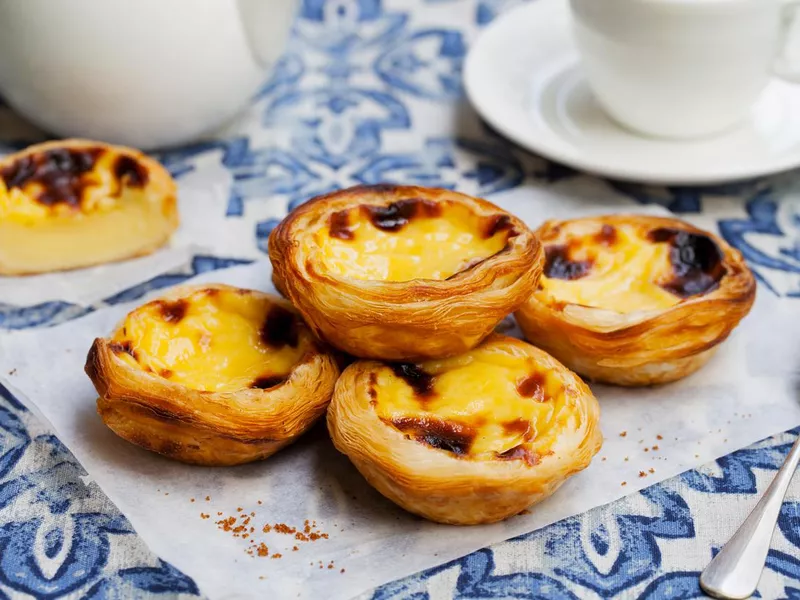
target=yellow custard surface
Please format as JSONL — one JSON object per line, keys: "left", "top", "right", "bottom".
{"left": 539, "top": 223, "right": 681, "bottom": 313}
{"left": 372, "top": 341, "right": 577, "bottom": 461}
{"left": 111, "top": 288, "right": 308, "bottom": 393}
{"left": 0, "top": 149, "right": 143, "bottom": 223}
{"left": 315, "top": 202, "right": 511, "bottom": 281}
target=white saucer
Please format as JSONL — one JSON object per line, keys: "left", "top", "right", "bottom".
{"left": 464, "top": 0, "right": 800, "bottom": 185}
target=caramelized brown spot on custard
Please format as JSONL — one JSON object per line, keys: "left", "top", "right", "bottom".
{"left": 482, "top": 214, "right": 514, "bottom": 239}
{"left": 367, "top": 372, "right": 378, "bottom": 403}
{"left": 496, "top": 445, "right": 539, "bottom": 466}
{"left": 362, "top": 198, "right": 442, "bottom": 232}
{"left": 109, "top": 340, "right": 136, "bottom": 358}
{"left": 648, "top": 228, "right": 726, "bottom": 298}
{"left": 329, "top": 209, "right": 354, "bottom": 240}
{"left": 544, "top": 245, "right": 593, "bottom": 280}
{"left": 516, "top": 373, "right": 545, "bottom": 401}
{"left": 502, "top": 418, "right": 532, "bottom": 438}
{"left": 594, "top": 224, "right": 617, "bottom": 246}
{"left": 390, "top": 363, "right": 435, "bottom": 399}
{"left": 160, "top": 369, "right": 173, "bottom": 379}
{"left": 113, "top": 154, "right": 148, "bottom": 187}
{"left": 1, "top": 147, "right": 103, "bottom": 208}
{"left": 390, "top": 416, "right": 475, "bottom": 456}
{"left": 157, "top": 299, "right": 188, "bottom": 324}
{"left": 261, "top": 305, "right": 299, "bottom": 349}
{"left": 251, "top": 375, "right": 287, "bottom": 389}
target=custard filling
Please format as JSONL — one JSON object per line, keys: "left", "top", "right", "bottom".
{"left": 0, "top": 146, "right": 149, "bottom": 223}
{"left": 371, "top": 342, "right": 575, "bottom": 463}
{"left": 111, "top": 288, "right": 308, "bottom": 393}
{"left": 538, "top": 222, "right": 725, "bottom": 313}
{"left": 315, "top": 199, "right": 514, "bottom": 281}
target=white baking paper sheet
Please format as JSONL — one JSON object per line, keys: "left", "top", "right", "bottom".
{"left": 1, "top": 187, "right": 798, "bottom": 600}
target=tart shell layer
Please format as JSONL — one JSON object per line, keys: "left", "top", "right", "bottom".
{"left": 515, "top": 215, "right": 756, "bottom": 386}
{"left": 85, "top": 284, "right": 340, "bottom": 466}
{"left": 0, "top": 139, "right": 178, "bottom": 275}
{"left": 327, "top": 334, "right": 602, "bottom": 524}
{"left": 269, "top": 184, "right": 543, "bottom": 361}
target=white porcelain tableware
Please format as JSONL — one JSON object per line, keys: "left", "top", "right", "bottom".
{"left": 0, "top": 0, "right": 297, "bottom": 149}
{"left": 463, "top": 0, "right": 800, "bottom": 185}
{"left": 570, "top": 0, "right": 800, "bottom": 139}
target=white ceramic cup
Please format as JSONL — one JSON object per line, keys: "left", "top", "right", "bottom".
{"left": 570, "top": 0, "right": 800, "bottom": 139}
{"left": 0, "top": 0, "right": 297, "bottom": 149}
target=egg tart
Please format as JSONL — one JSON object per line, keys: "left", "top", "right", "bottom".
{"left": 269, "top": 184, "right": 542, "bottom": 361}
{"left": 0, "top": 139, "right": 178, "bottom": 275}
{"left": 327, "top": 334, "right": 602, "bottom": 525}
{"left": 85, "top": 284, "right": 340, "bottom": 466}
{"left": 515, "top": 215, "right": 756, "bottom": 386}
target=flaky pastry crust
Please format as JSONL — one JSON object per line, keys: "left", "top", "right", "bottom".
{"left": 269, "top": 184, "right": 543, "bottom": 360}
{"left": 85, "top": 284, "right": 340, "bottom": 466}
{"left": 327, "top": 334, "right": 602, "bottom": 524}
{"left": 0, "top": 139, "right": 178, "bottom": 275}
{"left": 515, "top": 215, "right": 756, "bottom": 386}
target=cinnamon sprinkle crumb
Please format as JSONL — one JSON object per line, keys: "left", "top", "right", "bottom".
{"left": 619, "top": 431, "right": 627, "bottom": 437}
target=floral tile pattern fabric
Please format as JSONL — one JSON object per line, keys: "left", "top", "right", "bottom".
{"left": 1, "top": 0, "right": 799, "bottom": 598}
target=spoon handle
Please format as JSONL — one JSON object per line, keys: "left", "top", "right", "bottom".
{"left": 700, "top": 434, "right": 800, "bottom": 600}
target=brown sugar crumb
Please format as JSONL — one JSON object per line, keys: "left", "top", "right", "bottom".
{"left": 250, "top": 512, "right": 255, "bottom": 517}
{"left": 327, "top": 562, "right": 335, "bottom": 569}
{"left": 292, "top": 546, "right": 299, "bottom": 552}
{"left": 649, "top": 468, "right": 655, "bottom": 474}
{"left": 639, "top": 471, "right": 647, "bottom": 478}
{"left": 621, "top": 481, "right": 627, "bottom": 486}
{"left": 619, "top": 431, "right": 627, "bottom": 437}
{"left": 257, "top": 543, "right": 269, "bottom": 557}
{"left": 237, "top": 507, "right": 244, "bottom": 512}
{"left": 257, "top": 500, "right": 263, "bottom": 505}
{"left": 200, "top": 513, "right": 210, "bottom": 519}
{"left": 652, "top": 445, "right": 660, "bottom": 451}
{"left": 295, "top": 532, "right": 309, "bottom": 542}
{"left": 263, "top": 524, "right": 272, "bottom": 533}
{"left": 270, "top": 553, "right": 282, "bottom": 559}
{"left": 217, "top": 512, "right": 222, "bottom": 516}
{"left": 274, "top": 524, "right": 297, "bottom": 535}
{"left": 656, "top": 434, "right": 663, "bottom": 440}
{"left": 340, "top": 568, "right": 346, "bottom": 574}
{"left": 205, "top": 496, "right": 211, "bottom": 501}
{"left": 644, "top": 448, "right": 649, "bottom": 452}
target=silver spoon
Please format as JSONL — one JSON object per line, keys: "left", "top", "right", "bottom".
{"left": 700, "top": 434, "right": 800, "bottom": 599}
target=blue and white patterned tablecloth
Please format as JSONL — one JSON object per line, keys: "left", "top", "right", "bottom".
{"left": 2, "top": 0, "right": 800, "bottom": 598}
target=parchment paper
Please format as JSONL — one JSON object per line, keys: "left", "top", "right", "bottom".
{"left": 1, "top": 187, "right": 798, "bottom": 600}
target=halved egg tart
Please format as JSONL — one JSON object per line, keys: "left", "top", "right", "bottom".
{"left": 269, "top": 184, "right": 542, "bottom": 361}
{"left": 515, "top": 215, "right": 756, "bottom": 386}
{"left": 85, "top": 284, "right": 340, "bottom": 466}
{"left": 327, "top": 334, "right": 602, "bottom": 525}
{"left": 0, "top": 139, "right": 178, "bottom": 275}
